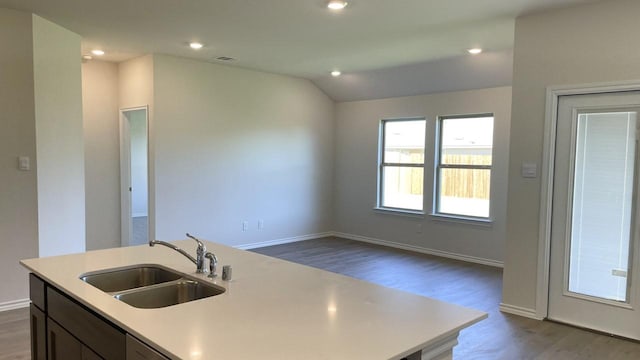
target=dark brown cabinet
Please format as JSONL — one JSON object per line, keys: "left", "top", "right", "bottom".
{"left": 126, "top": 335, "right": 170, "bottom": 360}
{"left": 47, "top": 318, "right": 104, "bottom": 360}
{"left": 47, "top": 287, "right": 125, "bottom": 359}
{"left": 47, "top": 318, "right": 83, "bottom": 359}
{"left": 29, "top": 304, "right": 46, "bottom": 360}
{"left": 29, "top": 273, "right": 169, "bottom": 360}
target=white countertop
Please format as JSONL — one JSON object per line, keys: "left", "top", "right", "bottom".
{"left": 21, "top": 240, "right": 486, "bottom": 360}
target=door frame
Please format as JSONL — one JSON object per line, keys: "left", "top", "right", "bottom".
{"left": 537, "top": 80, "right": 640, "bottom": 319}
{"left": 119, "top": 106, "right": 150, "bottom": 247}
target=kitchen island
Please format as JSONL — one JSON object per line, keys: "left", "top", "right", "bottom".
{"left": 21, "top": 239, "right": 486, "bottom": 360}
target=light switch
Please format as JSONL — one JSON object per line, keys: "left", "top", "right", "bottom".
{"left": 521, "top": 162, "right": 537, "bottom": 178}
{"left": 18, "top": 156, "right": 30, "bottom": 171}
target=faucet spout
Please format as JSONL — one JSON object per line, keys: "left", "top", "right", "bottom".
{"left": 149, "top": 233, "right": 207, "bottom": 273}
{"left": 149, "top": 240, "right": 198, "bottom": 265}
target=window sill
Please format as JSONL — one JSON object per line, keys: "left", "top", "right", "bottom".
{"left": 429, "top": 213, "right": 493, "bottom": 227}
{"left": 373, "top": 207, "right": 425, "bottom": 218}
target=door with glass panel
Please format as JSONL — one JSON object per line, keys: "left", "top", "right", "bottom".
{"left": 549, "top": 92, "right": 640, "bottom": 339}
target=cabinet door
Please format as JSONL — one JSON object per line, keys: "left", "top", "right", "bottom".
{"left": 126, "top": 334, "right": 169, "bottom": 360}
{"left": 29, "top": 274, "right": 46, "bottom": 311}
{"left": 82, "top": 346, "right": 104, "bottom": 360}
{"left": 47, "top": 318, "right": 83, "bottom": 360}
{"left": 30, "top": 304, "right": 46, "bottom": 360}
{"left": 47, "top": 287, "right": 125, "bottom": 359}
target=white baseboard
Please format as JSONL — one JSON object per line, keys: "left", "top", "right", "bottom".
{"left": 499, "top": 303, "right": 544, "bottom": 320}
{"left": 234, "top": 232, "right": 334, "bottom": 250}
{"left": 333, "top": 232, "right": 504, "bottom": 268}
{"left": 0, "top": 298, "right": 30, "bottom": 312}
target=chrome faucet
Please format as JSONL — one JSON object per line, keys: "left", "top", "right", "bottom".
{"left": 149, "top": 233, "right": 206, "bottom": 273}
{"left": 205, "top": 252, "right": 218, "bottom": 278}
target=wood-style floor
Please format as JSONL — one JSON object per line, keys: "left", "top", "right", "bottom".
{"left": 3, "top": 236, "right": 640, "bottom": 359}
{"left": 252, "top": 237, "right": 640, "bottom": 359}
{"left": 0, "top": 307, "right": 29, "bottom": 360}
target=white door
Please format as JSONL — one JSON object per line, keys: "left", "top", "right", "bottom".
{"left": 549, "top": 91, "right": 640, "bottom": 339}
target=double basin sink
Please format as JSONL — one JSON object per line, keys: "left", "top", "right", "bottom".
{"left": 80, "top": 265, "right": 225, "bottom": 309}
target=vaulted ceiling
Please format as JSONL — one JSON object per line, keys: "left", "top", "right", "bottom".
{"left": 0, "top": 0, "right": 600, "bottom": 101}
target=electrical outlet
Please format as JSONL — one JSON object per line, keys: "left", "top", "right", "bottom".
{"left": 17, "top": 156, "right": 30, "bottom": 171}
{"left": 242, "top": 221, "right": 249, "bottom": 232}
{"left": 258, "top": 220, "right": 264, "bottom": 230}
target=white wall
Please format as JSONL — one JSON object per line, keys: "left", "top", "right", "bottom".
{"left": 128, "top": 109, "right": 148, "bottom": 217}
{"left": 334, "top": 86, "right": 511, "bottom": 264}
{"left": 32, "top": 15, "right": 85, "bottom": 257}
{"left": 119, "top": 55, "right": 154, "bottom": 110}
{"left": 82, "top": 60, "right": 121, "bottom": 251}
{"left": 0, "top": 8, "right": 38, "bottom": 306}
{"left": 152, "top": 55, "right": 334, "bottom": 246}
{"left": 503, "top": 0, "right": 640, "bottom": 313}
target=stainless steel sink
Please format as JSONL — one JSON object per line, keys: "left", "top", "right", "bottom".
{"left": 115, "top": 280, "right": 225, "bottom": 309}
{"left": 80, "top": 265, "right": 225, "bottom": 308}
{"left": 81, "top": 266, "right": 182, "bottom": 293}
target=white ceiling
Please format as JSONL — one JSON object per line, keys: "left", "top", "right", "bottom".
{"left": 317, "top": 49, "right": 514, "bottom": 102}
{"left": 0, "top": 0, "right": 599, "bottom": 101}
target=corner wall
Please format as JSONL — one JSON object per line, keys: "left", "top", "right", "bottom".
{"left": 82, "top": 60, "right": 121, "bottom": 250}
{"left": 0, "top": 8, "right": 38, "bottom": 307}
{"left": 152, "top": 55, "right": 334, "bottom": 246}
{"left": 334, "top": 86, "right": 511, "bottom": 264}
{"left": 503, "top": 0, "right": 640, "bottom": 313}
{"left": 33, "top": 15, "right": 85, "bottom": 257}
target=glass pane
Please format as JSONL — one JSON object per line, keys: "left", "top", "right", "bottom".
{"left": 438, "top": 168, "right": 490, "bottom": 218}
{"left": 441, "top": 116, "right": 493, "bottom": 165}
{"left": 382, "top": 166, "right": 423, "bottom": 211}
{"left": 384, "top": 120, "right": 425, "bottom": 164}
{"left": 568, "top": 112, "right": 636, "bottom": 302}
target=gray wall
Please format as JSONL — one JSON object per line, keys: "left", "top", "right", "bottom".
{"left": 152, "top": 55, "right": 335, "bottom": 246}
{"left": 334, "top": 86, "right": 511, "bottom": 264}
{"left": 503, "top": 0, "right": 640, "bottom": 313}
{"left": 0, "top": 8, "right": 38, "bottom": 306}
{"left": 82, "top": 60, "right": 121, "bottom": 251}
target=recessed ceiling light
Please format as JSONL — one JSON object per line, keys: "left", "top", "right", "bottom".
{"left": 468, "top": 48, "right": 483, "bottom": 55}
{"left": 91, "top": 49, "right": 105, "bottom": 56}
{"left": 327, "top": 1, "right": 348, "bottom": 10}
{"left": 82, "top": 55, "right": 93, "bottom": 61}
{"left": 331, "top": 70, "right": 342, "bottom": 77}
{"left": 189, "top": 42, "right": 204, "bottom": 50}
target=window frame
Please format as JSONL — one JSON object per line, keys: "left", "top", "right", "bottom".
{"left": 377, "top": 117, "right": 427, "bottom": 214}
{"left": 434, "top": 113, "right": 494, "bottom": 220}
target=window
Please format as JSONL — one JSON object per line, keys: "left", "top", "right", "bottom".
{"left": 435, "top": 115, "right": 494, "bottom": 219}
{"left": 378, "top": 119, "right": 426, "bottom": 212}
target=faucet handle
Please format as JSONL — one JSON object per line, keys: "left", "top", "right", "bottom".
{"left": 186, "top": 233, "right": 205, "bottom": 251}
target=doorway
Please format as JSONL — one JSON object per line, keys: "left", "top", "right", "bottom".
{"left": 120, "top": 107, "right": 149, "bottom": 247}
{"left": 548, "top": 91, "right": 640, "bottom": 339}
